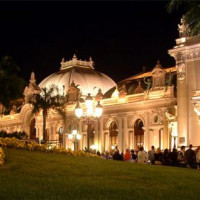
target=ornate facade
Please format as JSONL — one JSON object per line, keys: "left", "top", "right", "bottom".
{"left": 1, "top": 20, "right": 200, "bottom": 153}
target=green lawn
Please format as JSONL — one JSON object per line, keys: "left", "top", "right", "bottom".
{"left": 0, "top": 149, "right": 200, "bottom": 200}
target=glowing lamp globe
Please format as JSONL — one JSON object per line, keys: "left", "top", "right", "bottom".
{"left": 87, "top": 107, "right": 93, "bottom": 116}
{"left": 94, "top": 101, "right": 103, "bottom": 118}
{"left": 75, "top": 102, "right": 83, "bottom": 118}
{"left": 68, "top": 134, "right": 73, "bottom": 140}
{"left": 76, "top": 133, "right": 81, "bottom": 140}
{"left": 72, "top": 129, "right": 78, "bottom": 135}
{"left": 85, "top": 93, "right": 93, "bottom": 109}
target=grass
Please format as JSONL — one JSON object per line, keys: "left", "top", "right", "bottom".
{"left": 0, "top": 149, "right": 200, "bottom": 200}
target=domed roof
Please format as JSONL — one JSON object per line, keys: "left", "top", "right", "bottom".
{"left": 39, "top": 54, "right": 116, "bottom": 97}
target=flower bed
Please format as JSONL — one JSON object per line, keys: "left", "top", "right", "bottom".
{"left": 0, "top": 147, "right": 5, "bottom": 165}
{"left": 0, "top": 137, "right": 97, "bottom": 158}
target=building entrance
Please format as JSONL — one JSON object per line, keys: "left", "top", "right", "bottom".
{"left": 134, "top": 119, "right": 144, "bottom": 149}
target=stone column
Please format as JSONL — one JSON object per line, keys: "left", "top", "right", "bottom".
{"left": 144, "top": 112, "right": 150, "bottom": 151}
{"left": 159, "top": 128, "right": 163, "bottom": 150}
{"left": 163, "top": 111, "right": 169, "bottom": 149}
{"left": 129, "top": 131, "right": 133, "bottom": 149}
{"left": 53, "top": 125, "right": 57, "bottom": 140}
{"left": 94, "top": 120, "right": 99, "bottom": 150}
{"left": 38, "top": 126, "right": 43, "bottom": 141}
{"left": 104, "top": 132, "right": 109, "bottom": 152}
{"left": 36, "top": 126, "right": 39, "bottom": 139}
{"left": 48, "top": 125, "right": 52, "bottom": 141}
{"left": 123, "top": 115, "right": 128, "bottom": 151}
{"left": 82, "top": 133, "right": 87, "bottom": 150}
{"left": 78, "top": 120, "right": 82, "bottom": 150}
{"left": 118, "top": 116, "right": 123, "bottom": 153}
{"left": 100, "top": 117, "right": 104, "bottom": 153}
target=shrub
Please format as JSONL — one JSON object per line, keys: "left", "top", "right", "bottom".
{"left": 0, "top": 131, "right": 27, "bottom": 139}
{"left": 0, "top": 137, "right": 98, "bottom": 158}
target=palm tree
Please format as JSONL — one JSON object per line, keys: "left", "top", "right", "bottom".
{"left": 30, "top": 85, "right": 67, "bottom": 142}
{"left": 167, "top": 0, "right": 200, "bottom": 36}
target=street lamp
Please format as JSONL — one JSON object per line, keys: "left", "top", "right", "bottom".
{"left": 68, "top": 129, "right": 81, "bottom": 151}
{"left": 74, "top": 93, "right": 103, "bottom": 151}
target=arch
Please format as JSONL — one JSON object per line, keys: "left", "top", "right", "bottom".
{"left": 129, "top": 115, "right": 145, "bottom": 128}
{"left": 109, "top": 121, "right": 118, "bottom": 147}
{"left": 104, "top": 117, "right": 119, "bottom": 130}
{"left": 134, "top": 119, "right": 144, "bottom": 149}
{"left": 20, "top": 104, "right": 34, "bottom": 136}
{"left": 88, "top": 123, "right": 95, "bottom": 146}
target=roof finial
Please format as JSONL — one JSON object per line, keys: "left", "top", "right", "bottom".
{"left": 29, "top": 71, "right": 36, "bottom": 84}
{"left": 178, "top": 15, "right": 190, "bottom": 37}
{"left": 73, "top": 54, "right": 77, "bottom": 60}
{"left": 142, "top": 65, "right": 146, "bottom": 73}
{"left": 89, "top": 56, "right": 94, "bottom": 67}
{"left": 155, "top": 60, "right": 162, "bottom": 69}
{"left": 61, "top": 57, "right": 65, "bottom": 63}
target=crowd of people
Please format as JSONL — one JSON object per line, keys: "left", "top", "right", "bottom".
{"left": 100, "top": 144, "right": 200, "bottom": 170}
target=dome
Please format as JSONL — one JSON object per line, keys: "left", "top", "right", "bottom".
{"left": 39, "top": 55, "right": 116, "bottom": 97}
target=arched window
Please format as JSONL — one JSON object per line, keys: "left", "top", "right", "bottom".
{"left": 87, "top": 124, "right": 95, "bottom": 146}
{"left": 134, "top": 119, "right": 144, "bottom": 149}
{"left": 109, "top": 121, "right": 118, "bottom": 147}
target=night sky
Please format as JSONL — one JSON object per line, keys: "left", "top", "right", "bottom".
{"left": 0, "top": 1, "right": 183, "bottom": 84}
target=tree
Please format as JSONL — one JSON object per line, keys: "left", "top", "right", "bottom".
{"left": 0, "top": 56, "right": 25, "bottom": 109}
{"left": 167, "top": 0, "right": 200, "bottom": 36}
{"left": 30, "top": 85, "right": 67, "bottom": 142}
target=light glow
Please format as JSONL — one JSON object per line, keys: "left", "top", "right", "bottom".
{"left": 111, "top": 145, "right": 115, "bottom": 150}
{"left": 72, "top": 129, "right": 78, "bottom": 135}
{"left": 85, "top": 93, "right": 93, "bottom": 109}
{"left": 75, "top": 102, "right": 83, "bottom": 118}
{"left": 87, "top": 107, "right": 93, "bottom": 116}
{"left": 68, "top": 134, "right": 73, "bottom": 140}
{"left": 94, "top": 101, "right": 103, "bottom": 118}
{"left": 90, "top": 144, "right": 97, "bottom": 150}
{"left": 76, "top": 133, "right": 81, "bottom": 140}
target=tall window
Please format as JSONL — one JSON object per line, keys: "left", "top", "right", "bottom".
{"left": 109, "top": 121, "right": 118, "bottom": 146}
{"left": 87, "top": 124, "right": 95, "bottom": 146}
{"left": 134, "top": 119, "right": 144, "bottom": 149}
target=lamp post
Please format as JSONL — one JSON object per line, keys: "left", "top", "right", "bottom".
{"left": 74, "top": 93, "right": 103, "bottom": 152}
{"left": 68, "top": 129, "right": 81, "bottom": 151}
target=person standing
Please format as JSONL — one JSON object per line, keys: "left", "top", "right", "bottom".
{"left": 149, "top": 146, "right": 155, "bottom": 164}
{"left": 131, "top": 149, "right": 137, "bottom": 163}
{"left": 178, "top": 146, "right": 186, "bottom": 167}
{"left": 196, "top": 146, "right": 200, "bottom": 170}
{"left": 138, "top": 147, "right": 148, "bottom": 164}
{"left": 124, "top": 149, "right": 132, "bottom": 162}
{"left": 185, "top": 144, "right": 196, "bottom": 168}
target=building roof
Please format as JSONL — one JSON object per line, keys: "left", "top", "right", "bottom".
{"left": 120, "top": 66, "right": 177, "bottom": 83}
{"left": 39, "top": 55, "right": 116, "bottom": 97}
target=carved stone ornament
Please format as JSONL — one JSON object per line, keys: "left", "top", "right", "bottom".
{"left": 178, "top": 16, "right": 190, "bottom": 38}
{"left": 193, "top": 103, "right": 200, "bottom": 123}
{"left": 95, "top": 88, "right": 103, "bottom": 102}
{"left": 151, "top": 61, "right": 166, "bottom": 89}
{"left": 150, "top": 109, "right": 163, "bottom": 125}
{"left": 118, "top": 84, "right": 127, "bottom": 98}
{"left": 176, "top": 62, "right": 186, "bottom": 82}
{"left": 67, "top": 80, "right": 81, "bottom": 103}
{"left": 23, "top": 72, "right": 41, "bottom": 104}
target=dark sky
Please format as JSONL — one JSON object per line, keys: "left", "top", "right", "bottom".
{"left": 0, "top": 1, "right": 183, "bottom": 84}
